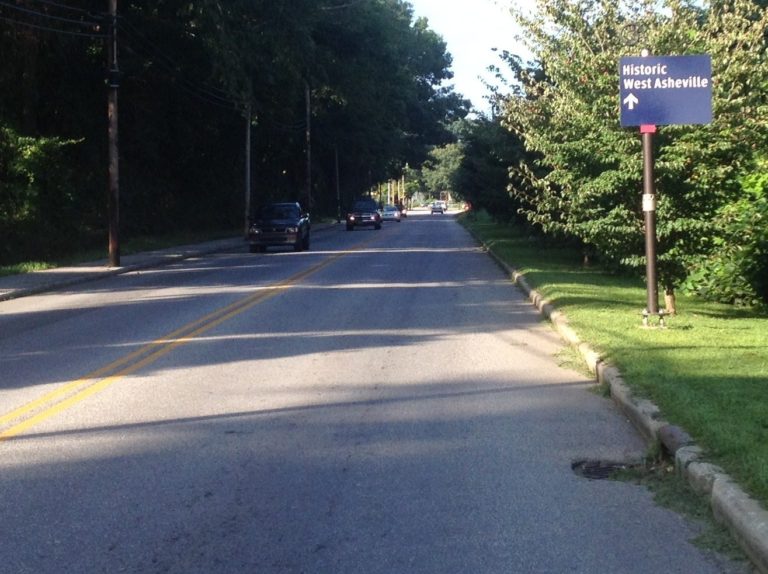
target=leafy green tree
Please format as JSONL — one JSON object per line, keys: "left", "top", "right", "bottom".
{"left": 421, "top": 142, "right": 464, "bottom": 199}
{"left": 501, "top": 0, "right": 768, "bottom": 307}
{"left": 0, "top": 0, "right": 463, "bottom": 264}
{"left": 453, "top": 116, "right": 530, "bottom": 223}
{"left": 308, "top": 1, "right": 467, "bottom": 210}
{"left": 684, "top": 159, "right": 768, "bottom": 305}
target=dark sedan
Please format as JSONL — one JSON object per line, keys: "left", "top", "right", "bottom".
{"left": 248, "top": 202, "right": 310, "bottom": 252}
{"left": 346, "top": 199, "right": 382, "bottom": 231}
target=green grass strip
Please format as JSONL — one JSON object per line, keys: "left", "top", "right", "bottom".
{"left": 461, "top": 211, "right": 768, "bottom": 508}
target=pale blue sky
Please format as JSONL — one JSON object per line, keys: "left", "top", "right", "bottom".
{"left": 408, "top": 0, "right": 533, "bottom": 112}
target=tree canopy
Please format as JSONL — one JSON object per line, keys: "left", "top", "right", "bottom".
{"left": 497, "top": 0, "right": 768, "bottom": 304}
{"left": 0, "top": 0, "right": 468, "bottom": 264}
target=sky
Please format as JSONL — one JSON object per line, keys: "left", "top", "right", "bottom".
{"left": 407, "top": 0, "right": 534, "bottom": 113}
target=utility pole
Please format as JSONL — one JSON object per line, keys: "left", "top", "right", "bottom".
{"left": 334, "top": 144, "right": 341, "bottom": 222}
{"left": 305, "top": 81, "right": 312, "bottom": 210}
{"left": 107, "top": 0, "right": 120, "bottom": 266}
{"left": 244, "top": 103, "right": 252, "bottom": 236}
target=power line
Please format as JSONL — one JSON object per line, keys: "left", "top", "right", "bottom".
{"left": 320, "top": 0, "right": 369, "bottom": 10}
{"left": 0, "top": 0, "right": 101, "bottom": 28}
{"left": 0, "top": 14, "right": 106, "bottom": 38}
{"left": 27, "top": 0, "right": 97, "bottom": 16}
{"left": 260, "top": 116, "right": 307, "bottom": 133}
{"left": 118, "top": 17, "right": 235, "bottom": 98}
{"left": 1, "top": 4, "right": 254, "bottom": 114}
{"left": 117, "top": 17, "right": 241, "bottom": 111}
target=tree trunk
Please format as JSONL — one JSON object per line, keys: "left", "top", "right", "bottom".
{"left": 664, "top": 286, "right": 677, "bottom": 315}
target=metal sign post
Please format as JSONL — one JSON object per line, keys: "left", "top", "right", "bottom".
{"left": 640, "top": 124, "right": 660, "bottom": 326}
{"left": 619, "top": 53, "right": 712, "bottom": 325}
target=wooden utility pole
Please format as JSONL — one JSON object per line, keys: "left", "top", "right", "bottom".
{"left": 244, "top": 103, "right": 252, "bottom": 236}
{"left": 107, "top": 0, "right": 120, "bottom": 266}
{"left": 334, "top": 144, "right": 341, "bottom": 222}
{"left": 305, "top": 81, "right": 312, "bottom": 209}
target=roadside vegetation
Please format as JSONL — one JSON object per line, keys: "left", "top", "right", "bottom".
{"left": 2, "top": 0, "right": 767, "bottom": 510}
{"left": 0, "top": 1, "right": 467, "bottom": 267}
{"left": 416, "top": 0, "right": 768, "bottom": 309}
{"left": 462, "top": 210, "right": 768, "bottom": 509}
{"left": 412, "top": 0, "right": 768, "bottom": 514}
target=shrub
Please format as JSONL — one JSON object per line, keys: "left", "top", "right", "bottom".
{"left": 684, "top": 165, "right": 768, "bottom": 306}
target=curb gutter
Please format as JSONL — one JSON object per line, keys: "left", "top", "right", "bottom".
{"left": 484, "top": 247, "right": 768, "bottom": 574}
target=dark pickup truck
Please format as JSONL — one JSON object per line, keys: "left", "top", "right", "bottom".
{"left": 346, "top": 199, "right": 381, "bottom": 231}
{"left": 248, "top": 202, "right": 310, "bottom": 252}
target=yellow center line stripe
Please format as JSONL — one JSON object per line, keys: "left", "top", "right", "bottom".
{"left": 0, "top": 272, "right": 300, "bottom": 428}
{"left": 0, "top": 249, "right": 348, "bottom": 441}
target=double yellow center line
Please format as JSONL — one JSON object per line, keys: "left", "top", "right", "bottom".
{"left": 0, "top": 251, "right": 346, "bottom": 441}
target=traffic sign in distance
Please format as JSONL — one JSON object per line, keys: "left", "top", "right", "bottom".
{"left": 619, "top": 55, "right": 712, "bottom": 127}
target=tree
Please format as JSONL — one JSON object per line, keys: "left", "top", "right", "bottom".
{"left": 452, "top": 116, "right": 530, "bottom": 223}
{"left": 421, "top": 142, "right": 463, "bottom": 198}
{"left": 308, "top": 1, "right": 467, "bottom": 209}
{"left": 0, "top": 0, "right": 464, "bottom": 264}
{"left": 501, "top": 0, "right": 768, "bottom": 307}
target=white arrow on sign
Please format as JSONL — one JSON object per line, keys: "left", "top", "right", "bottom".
{"left": 623, "top": 93, "right": 639, "bottom": 110}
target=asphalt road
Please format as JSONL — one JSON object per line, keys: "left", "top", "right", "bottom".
{"left": 0, "top": 213, "right": 748, "bottom": 573}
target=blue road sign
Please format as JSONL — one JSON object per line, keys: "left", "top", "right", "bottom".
{"left": 619, "top": 55, "right": 712, "bottom": 127}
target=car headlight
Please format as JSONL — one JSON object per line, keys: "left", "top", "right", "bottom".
{"left": 249, "top": 227, "right": 261, "bottom": 235}
{"left": 348, "top": 215, "right": 355, "bottom": 221}
{"left": 286, "top": 226, "right": 298, "bottom": 233}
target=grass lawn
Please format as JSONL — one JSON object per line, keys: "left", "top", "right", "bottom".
{"left": 461, "top": 211, "right": 768, "bottom": 508}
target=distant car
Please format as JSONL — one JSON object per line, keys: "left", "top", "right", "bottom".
{"left": 430, "top": 201, "right": 446, "bottom": 214}
{"left": 248, "top": 202, "right": 310, "bottom": 252}
{"left": 346, "top": 199, "right": 382, "bottom": 230}
{"left": 381, "top": 204, "right": 401, "bottom": 222}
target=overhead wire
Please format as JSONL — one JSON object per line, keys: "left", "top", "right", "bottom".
{"left": 0, "top": 0, "right": 101, "bottom": 29}
{"left": 258, "top": 113, "right": 307, "bottom": 133}
{"left": 0, "top": 14, "right": 106, "bottom": 38}
{"left": 320, "top": 0, "right": 369, "bottom": 10}
{"left": 0, "top": 4, "right": 307, "bottom": 123}
{"left": 117, "top": 15, "right": 242, "bottom": 111}
{"left": 117, "top": 15, "right": 232, "bottom": 99}
{"left": 25, "top": 0, "right": 96, "bottom": 16}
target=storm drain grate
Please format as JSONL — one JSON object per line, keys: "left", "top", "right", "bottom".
{"left": 571, "top": 459, "right": 633, "bottom": 480}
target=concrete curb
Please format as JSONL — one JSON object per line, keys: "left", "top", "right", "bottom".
{"left": 483, "top": 245, "right": 768, "bottom": 573}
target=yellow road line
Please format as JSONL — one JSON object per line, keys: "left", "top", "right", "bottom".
{"left": 0, "top": 249, "right": 348, "bottom": 441}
